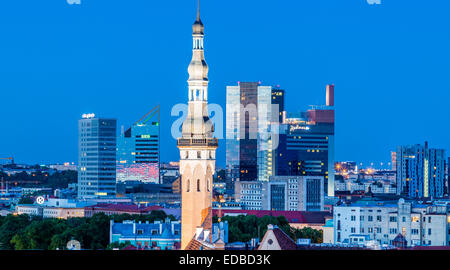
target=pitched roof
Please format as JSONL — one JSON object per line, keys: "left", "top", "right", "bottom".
{"left": 259, "top": 225, "right": 297, "bottom": 250}
{"left": 86, "top": 203, "right": 163, "bottom": 213}
{"left": 185, "top": 238, "right": 214, "bottom": 250}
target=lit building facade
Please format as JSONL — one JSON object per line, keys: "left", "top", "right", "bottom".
{"left": 234, "top": 175, "right": 324, "bottom": 211}
{"left": 110, "top": 219, "right": 181, "bottom": 250}
{"left": 78, "top": 114, "right": 117, "bottom": 199}
{"left": 269, "top": 84, "right": 335, "bottom": 197}
{"left": 177, "top": 6, "right": 219, "bottom": 250}
{"left": 275, "top": 114, "right": 335, "bottom": 197}
{"left": 226, "top": 82, "right": 285, "bottom": 190}
{"left": 117, "top": 108, "right": 160, "bottom": 183}
{"left": 334, "top": 199, "right": 450, "bottom": 247}
{"left": 396, "top": 142, "right": 446, "bottom": 198}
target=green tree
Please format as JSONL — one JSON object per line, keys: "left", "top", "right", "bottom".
{"left": 292, "top": 227, "right": 323, "bottom": 243}
{"left": 18, "top": 197, "right": 34, "bottom": 204}
{"left": 0, "top": 214, "right": 32, "bottom": 250}
{"left": 106, "top": 241, "right": 132, "bottom": 250}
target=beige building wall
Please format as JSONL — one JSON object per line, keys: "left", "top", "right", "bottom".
{"left": 180, "top": 155, "right": 215, "bottom": 249}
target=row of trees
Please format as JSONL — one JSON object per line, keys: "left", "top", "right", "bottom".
{"left": 0, "top": 210, "right": 174, "bottom": 250}
{"left": 213, "top": 214, "right": 323, "bottom": 244}
{"left": 0, "top": 170, "right": 77, "bottom": 189}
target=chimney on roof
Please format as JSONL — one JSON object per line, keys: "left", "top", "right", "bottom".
{"left": 326, "top": 84, "right": 334, "bottom": 106}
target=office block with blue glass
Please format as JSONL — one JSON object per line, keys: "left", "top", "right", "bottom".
{"left": 117, "top": 107, "right": 160, "bottom": 183}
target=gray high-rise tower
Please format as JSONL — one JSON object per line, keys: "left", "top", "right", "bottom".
{"left": 78, "top": 114, "right": 117, "bottom": 199}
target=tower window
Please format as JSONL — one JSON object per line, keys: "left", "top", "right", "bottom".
{"left": 197, "top": 179, "right": 200, "bottom": 192}
{"left": 187, "top": 179, "right": 190, "bottom": 192}
{"left": 197, "top": 151, "right": 201, "bottom": 159}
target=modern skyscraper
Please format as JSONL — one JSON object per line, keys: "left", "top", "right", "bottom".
{"left": 396, "top": 142, "right": 446, "bottom": 198}
{"left": 117, "top": 106, "right": 160, "bottom": 183}
{"left": 274, "top": 84, "right": 335, "bottom": 196}
{"left": 177, "top": 4, "right": 218, "bottom": 250}
{"left": 78, "top": 114, "right": 117, "bottom": 199}
{"left": 226, "top": 83, "right": 284, "bottom": 190}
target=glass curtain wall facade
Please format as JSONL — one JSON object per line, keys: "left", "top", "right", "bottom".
{"left": 117, "top": 121, "right": 160, "bottom": 184}
{"left": 78, "top": 116, "right": 117, "bottom": 199}
{"left": 226, "top": 82, "right": 284, "bottom": 194}
{"left": 275, "top": 115, "right": 335, "bottom": 197}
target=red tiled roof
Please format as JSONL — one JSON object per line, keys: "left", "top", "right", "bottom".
{"left": 213, "top": 209, "right": 331, "bottom": 224}
{"left": 259, "top": 226, "right": 297, "bottom": 250}
{"left": 185, "top": 239, "right": 213, "bottom": 250}
{"left": 122, "top": 245, "right": 138, "bottom": 250}
{"left": 272, "top": 227, "right": 297, "bottom": 250}
{"left": 85, "top": 203, "right": 162, "bottom": 213}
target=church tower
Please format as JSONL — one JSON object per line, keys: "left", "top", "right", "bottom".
{"left": 177, "top": 1, "right": 218, "bottom": 250}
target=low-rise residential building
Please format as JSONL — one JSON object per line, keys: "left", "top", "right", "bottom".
{"left": 110, "top": 219, "right": 181, "bottom": 250}
{"left": 16, "top": 198, "right": 92, "bottom": 219}
{"left": 334, "top": 198, "right": 450, "bottom": 247}
{"left": 110, "top": 219, "right": 229, "bottom": 250}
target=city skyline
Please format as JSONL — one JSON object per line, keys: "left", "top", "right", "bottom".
{"left": 0, "top": 1, "right": 449, "bottom": 167}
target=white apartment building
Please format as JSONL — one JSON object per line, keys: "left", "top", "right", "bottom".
{"left": 235, "top": 175, "right": 324, "bottom": 211}
{"left": 334, "top": 199, "right": 450, "bottom": 247}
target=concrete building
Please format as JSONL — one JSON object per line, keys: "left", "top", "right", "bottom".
{"left": 16, "top": 198, "right": 92, "bottom": 219}
{"left": 78, "top": 114, "right": 117, "bottom": 199}
{"left": 235, "top": 175, "right": 324, "bottom": 211}
{"left": 322, "top": 219, "right": 334, "bottom": 244}
{"left": 334, "top": 199, "right": 450, "bottom": 247}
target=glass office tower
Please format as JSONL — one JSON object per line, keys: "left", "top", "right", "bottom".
{"left": 226, "top": 82, "right": 284, "bottom": 195}
{"left": 275, "top": 115, "right": 335, "bottom": 197}
{"left": 117, "top": 107, "right": 160, "bottom": 183}
{"left": 78, "top": 114, "right": 117, "bottom": 199}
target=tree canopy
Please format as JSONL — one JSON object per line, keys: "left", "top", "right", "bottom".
{"left": 0, "top": 210, "right": 174, "bottom": 250}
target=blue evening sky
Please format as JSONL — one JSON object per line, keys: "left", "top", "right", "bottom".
{"left": 0, "top": 0, "right": 449, "bottom": 168}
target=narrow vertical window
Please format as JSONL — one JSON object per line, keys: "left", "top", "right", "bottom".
{"left": 197, "top": 179, "right": 200, "bottom": 192}
{"left": 187, "top": 179, "right": 190, "bottom": 192}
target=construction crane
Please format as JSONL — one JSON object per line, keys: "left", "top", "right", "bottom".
{"left": 0, "top": 157, "right": 14, "bottom": 165}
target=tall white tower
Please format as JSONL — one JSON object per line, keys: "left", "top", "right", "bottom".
{"left": 177, "top": 1, "right": 218, "bottom": 250}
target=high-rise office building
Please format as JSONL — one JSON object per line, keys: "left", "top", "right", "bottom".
{"left": 274, "top": 85, "right": 335, "bottom": 196}
{"left": 117, "top": 106, "right": 160, "bottom": 183}
{"left": 78, "top": 114, "right": 117, "bottom": 199}
{"left": 226, "top": 82, "right": 284, "bottom": 191}
{"left": 396, "top": 142, "right": 446, "bottom": 198}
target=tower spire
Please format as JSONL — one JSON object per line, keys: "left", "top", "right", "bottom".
{"left": 197, "top": 0, "right": 200, "bottom": 21}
